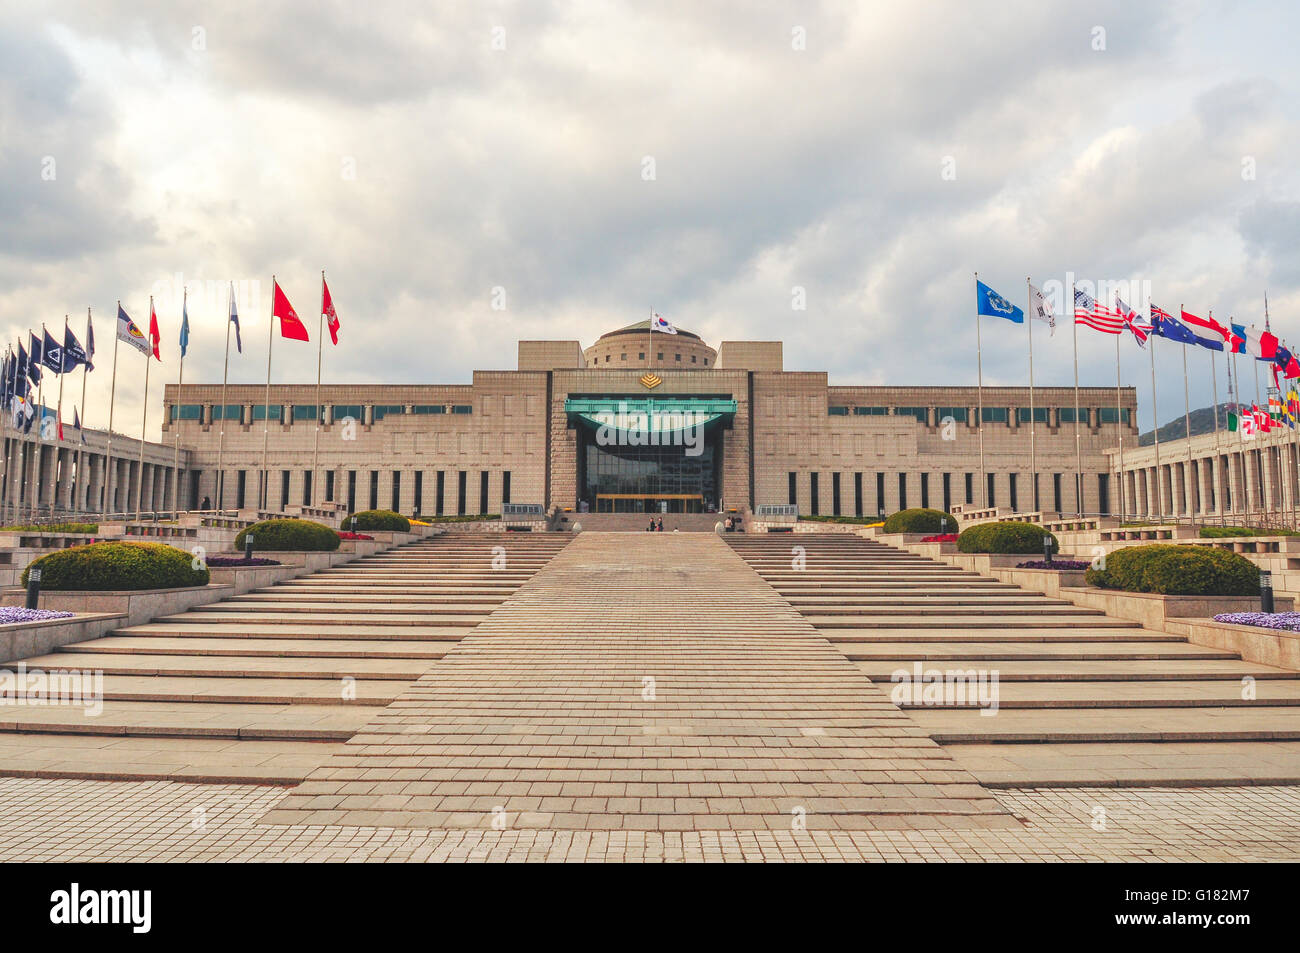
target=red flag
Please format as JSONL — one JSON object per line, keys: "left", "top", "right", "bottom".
{"left": 323, "top": 275, "right": 340, "bottom": 346}
{"left": 1287, "top": 356, "right": 1300, "bottom": 379}
{"left": 56, "top": 408, "right": 63, "bottom": 442}
{"left": 273, "top": 280, "right": 310, "bottom": 341}
{"left": 148, "top": 302, "right": 161, "bottom": 360}
{"left": 1180, "top": 309, "right": 1228, "bottom": 342}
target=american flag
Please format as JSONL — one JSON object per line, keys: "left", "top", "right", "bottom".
{"left": 1073, "top": 288, "right": 1124, "bottom": 334}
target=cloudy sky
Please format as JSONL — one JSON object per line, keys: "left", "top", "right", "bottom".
{"left": 2, "top": 0, "right": 1298, "bottom": 440}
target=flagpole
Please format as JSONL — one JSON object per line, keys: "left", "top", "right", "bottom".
{"left": 1026, "top": 277, "right": 1037, "bottom": 513}
{"left": 1071, "top": 284, "right": 1083, "bottom": 515}
{"left": 975, "top": 274, "right": 986, "bottom": 508}
{"left": 49, "top": 317, "right": 68, "bottom": 520}
{"left": 216, "top": 286, "right": 233, "bottom": 512}
{"left": 29, "top": 327, "right": 44, "bottom": 522}
{"left": 1207, "top": 311, "right": 1223, "bottom": 525}
{"left": 262, "top": 277, "right": 275, "bottom": 511}
{"left": 1230, "top": 327, "right": 1248, "bottom": 520}
{"left": 1180, "top": 335, "right": 1193, "bottom": 520}
{"left": 172, "top": 287, "right": 186, "bottom": 518}
{"left": 1147, "top": 303, "right": 1162, "bottom": 521}
{"left": 104, "top": 310, "right": 121, "bottom": 517}
{"left": 75, "top": 309, "right": 90, "bottom": 515}
{"left": 10, "top": 348, "right": 22, "bottom": 523}
{"left": 1252, "top": 331, "right": 1263, "bottom": 520}
{"left": 1115, "top": 332, "right": 1125, "bottom": 523}
{"left": 311, "top": 271, "right": 324, "bottom": 507}
{"left": 0, "top": 346, "right": 10, "bottom": 523}
{"left": 135, "top": 296, "right": 152, "bottom": 522}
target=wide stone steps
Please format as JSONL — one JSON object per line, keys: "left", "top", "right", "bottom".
{"left": 0, "top": 534, "right": 571, "bottom": 780}
{"left": 728, "top": 533, "right": 1300, "bottom": 787}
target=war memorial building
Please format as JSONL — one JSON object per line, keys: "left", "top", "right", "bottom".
{"left": 156, "top": 320, "right": 1136, "bottom": 519}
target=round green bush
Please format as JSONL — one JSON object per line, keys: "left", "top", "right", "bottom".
{"left": 21, "top": 541, "right": 209, "bottom": 591}
{"left": 957, "top": 521, "right": 1058, "bottom": 555}
{"left": 344, "top": 509, "right": 411, "bottom": 532}
{"left": 1085, "top": 544, "right": 1260, "bottom": 596}
{"left": 882, "top": 508, "right": 958, "bottom": 534}
{"left": 234, "top": 518, "right": 340, "bottom": 552}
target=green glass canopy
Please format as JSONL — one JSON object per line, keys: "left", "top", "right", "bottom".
{"left": 565, "top": 397, "right": 737, "bottom": 435}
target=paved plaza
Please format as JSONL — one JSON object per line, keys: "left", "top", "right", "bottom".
{"left": 3, "top": 530, "right": 1300, "bottom": 861}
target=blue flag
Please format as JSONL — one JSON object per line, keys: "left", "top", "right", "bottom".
{"left": 179, "top": 295, "right": 191, "bottom": 359}
{"left": 1150, "top": 305, "right": 1198, "bottom": 346}
{"left": 41, "top": 328, "right": 64, "bottom": 373}
{"left": 229, "top": 283, "right": 242, "bottom": 354}
{"left": 26, "top": 333, "right": 42, "bottom": 385}
{"left": 976, "top": 280, "right": 1024, "bottom": 323}
{"left": 62, "top": 325, "right": 88, "bottom": 372}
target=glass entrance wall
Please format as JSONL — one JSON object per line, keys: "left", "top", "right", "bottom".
{"left": 580, "top": 434, "right": 720, "bottom": 513}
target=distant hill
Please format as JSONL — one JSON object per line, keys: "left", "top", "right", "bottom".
{"left": 1138, "top": 403, "right": 1236, "bottom": 446}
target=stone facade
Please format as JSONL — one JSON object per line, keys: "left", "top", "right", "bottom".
{"left": 162, "top": 325, "right": 1139, "bottom": 517}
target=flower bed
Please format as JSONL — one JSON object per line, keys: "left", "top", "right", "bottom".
{"left": 1016, "top": 559, "right": 1091, "bottom": 570}
{"left": 1212, "top": 611, "right": 1300, "bottom": 631}
{"left": 920, "top": 533, "right": 958, "bottom": 543}
{"left": 203, "top": 556, "right": 282, "bottom": 567}
{"left": 0, "top": 606, "right": 75, "bottom": 624}
{"left": 337, "top": 531, "right": 375, "bottom": 541}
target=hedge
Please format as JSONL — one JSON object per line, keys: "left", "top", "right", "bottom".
{"left": 344, "top": 509, "right": 410, "bottom": 532}
{"left": 1200, "top": 525, "right": 1300, "bottom": 539}
{"left": 882, "top": 508, "right": 958, "bottom": 534}
{"left": 234, "top": 518, "right": 340, "bottom": 552}
{"left": 958, "top": 521, "right": 1058, "bottom": 555}
{"left": 22, "top": 541, "right": 209, "bottom": 591}
{"left": 0, "top": 522, "right": 99, "bottom": 534}
{"left": 1085, "top": 544, "right": 1260, "bottom": 596}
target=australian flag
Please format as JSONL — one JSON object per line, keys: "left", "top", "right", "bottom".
{"left": 1149, "top": 304, "right": 1198, "bottom": 346}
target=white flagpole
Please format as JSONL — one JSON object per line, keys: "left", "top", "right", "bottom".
{"left": 1180, "top": 333, "right": 1193, "bottom": 518}
{"left": 216, "top": 285, "right": 233, "bottom": 511}
{"left": 172, "top": 287, "right": 186, "bottom": 518}
{"left": 49, "top": 317, "right": 68, "bottom": 519}
{"left": 75, "top": 309, "right": 90, "bottom": 515}
{"left": 1071, "top": 285, "right": 1083, "bottom": 514}
{"left": 1026, "top": 277, "right": 1037, "bottom": 513}
{"left": 1115, "top": 332, "right": 1125, "bottom": 522}
{"left": 975, "top": 274, "right": 986, "bottom": 508}
{"left": 311, "top": 271, "right": 324, "bottom": 507}
{"left": 0, "top": 345, "right": 9, "bottom": 522}
{"left": 104, "top": 309, "right": 121, "bottom": 517}
{"left": 29, "top": 327, "right": 44, "bottom": 521}
{"left": 135, "top": 296, "right": 153, "bottom": 521}
{"left": 1147, "top": 301, "right": 1162, "bottom": 521}
{"left": 262, "top": 277, "right": 275, "bottom": 511}
{"left": 1208, "top": 311, "right": 1223, "bottom": 524}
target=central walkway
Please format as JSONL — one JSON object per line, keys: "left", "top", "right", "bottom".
{"left": 261, "top": 533, "right": 1015, "bottom": 831}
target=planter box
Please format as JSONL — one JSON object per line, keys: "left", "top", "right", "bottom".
{"left": 0, "top": 583, "right": 234, "bottom": 629}
{"left": 1059, "top": 586, "right": 1292, "bottom": 630}
{"left": 1166, "top": 617, "right": 1300, "bottom": 671}
{"left": 205, "top": 564, "right": 300, "bottom": 595}
{"left": 0, "top": 611, "right": 128, "bottom": 665}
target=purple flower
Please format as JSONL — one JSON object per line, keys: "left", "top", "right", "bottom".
{"left": 0, "top": 607, "right": 76, "bottom": 625}
{"left": 1212, "top": 611, "right": 1300, "bottom": 631}
{"left": 1015, "top": 559, "right": 1091, "bottom": 570}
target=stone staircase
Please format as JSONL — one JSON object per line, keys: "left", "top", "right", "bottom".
{"left": 0, "top": 533, "right": 570, "bottom": 784}
{"left": 551, "top": 513, "right": 728, "bottom": 533}
{"left": 728, "top": 533, "right": 1300, "bottom": 787}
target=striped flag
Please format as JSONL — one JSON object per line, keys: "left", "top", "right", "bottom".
{"left": 1074, "top": 288, "right": 1124, "bottom": 334}
{"left": 1181, "top": 309, "right": 1227, "bottom": 351}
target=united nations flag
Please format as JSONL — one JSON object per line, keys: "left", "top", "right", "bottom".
{"left": 976, "top": 279, "right": 1024, "bottom": 324}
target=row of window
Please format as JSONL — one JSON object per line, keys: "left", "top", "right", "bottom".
{"left": 827, "top": 406, "right": 1131, "bottom": 424}
{"left": 601, "top": 352, "right": 709, "bottom": 365}
{"left": 787, "top": 470, "right": 1113, "bottom": 517}
{"left": 171, "top": 403, "right": 473, "bottom": 423}
{"left": 202, "top": 468, "right": 511, "bottom": 516}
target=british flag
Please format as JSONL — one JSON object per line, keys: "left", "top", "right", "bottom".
{"left": 1115, "top": 295, "right": 1150, "bottom": 347}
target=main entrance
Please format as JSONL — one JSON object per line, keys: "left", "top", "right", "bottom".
{"left": 566, "top": 396, "right": 737, "bottom": 514}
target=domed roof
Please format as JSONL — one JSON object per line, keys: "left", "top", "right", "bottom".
{"left": 596, "top": 319, "right": 703, "bottom": 342}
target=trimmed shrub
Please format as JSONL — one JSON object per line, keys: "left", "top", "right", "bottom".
{"left": 1085, "top": 544, "right": 1259, "bottom": 596}
{"left": 22, "top": 541, "right": 209, "bottom": 591}
{"left": 958, "top": 521, "right": 1058, "bottom": 555}
{"left": 234, "top": 518, "right": 340, "bottom": 553}
{"left": 1200, "top": 525, "right": 1300, "bottom": 538}
{"left": 0, "top": 522, "right": 99, "bottom": 534}
{"left": 344, "top": 509, "right": 411, "bottom": 532}
{"left": 882, "top": 508, "right": 958, "bottom": 534}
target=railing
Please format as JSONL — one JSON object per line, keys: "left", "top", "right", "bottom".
{"left": 754, "top": 504, "right": 797, "bottom": 524}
